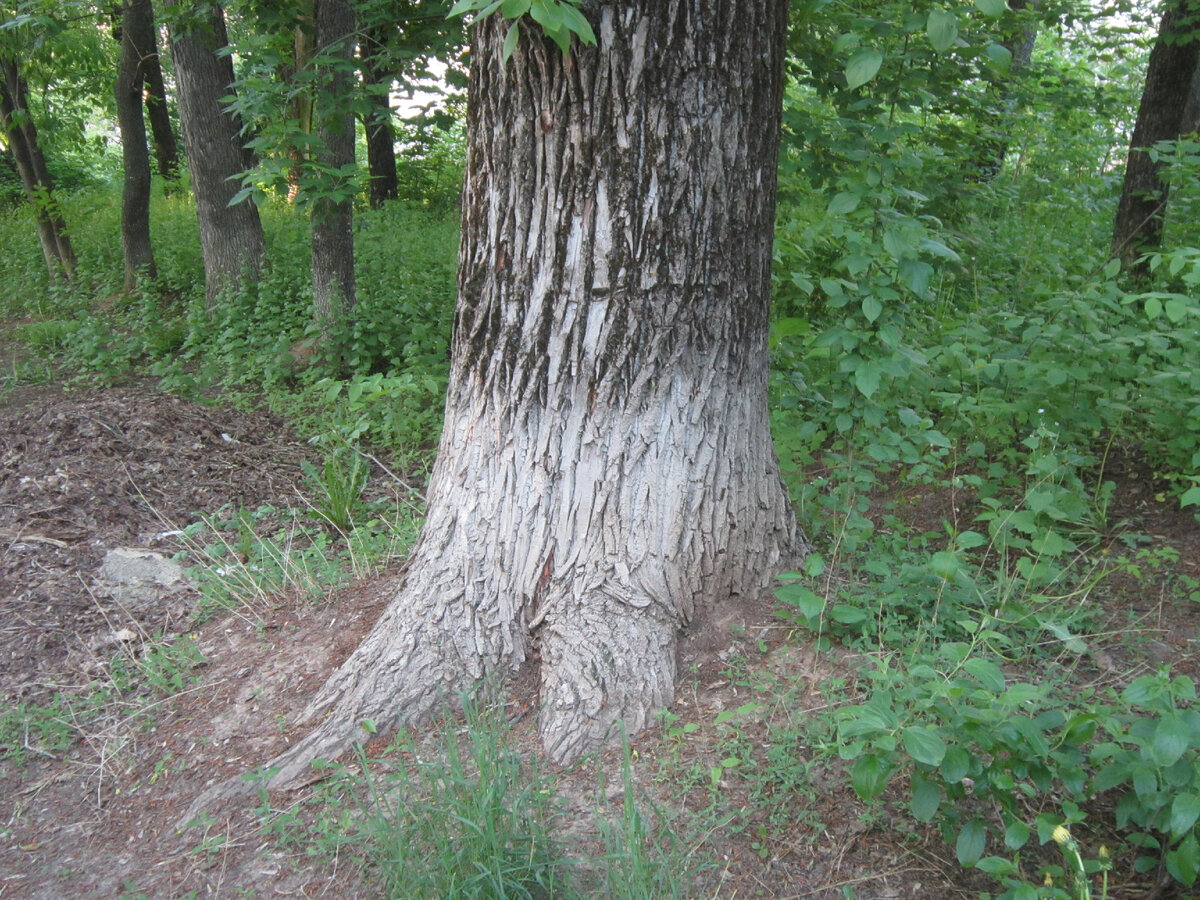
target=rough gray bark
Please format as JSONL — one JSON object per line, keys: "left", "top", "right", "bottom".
{"left": 170, "top": 3, "right": 264, "bottom": 307}
{"left": 187, "top": 0, "right": 803, "bottom": 813}
{"left": 116, "top": 0, "right": 158, "bottom": 290}
{"left": 0, "top": 58, "right": 75, "bottom": 280}
{"left": 1112, "top": 0, "right": 1200, "bottom": 275}
{"left": 311, "top": 0, "right": 357, "bottom": 330}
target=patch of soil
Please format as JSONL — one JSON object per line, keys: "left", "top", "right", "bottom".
{"left": 0, "top": 386, "right": 318, "bottom": 708}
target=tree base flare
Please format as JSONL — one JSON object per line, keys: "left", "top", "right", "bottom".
{"left": 539, "top": 589, "right": 677, "bottom": 763}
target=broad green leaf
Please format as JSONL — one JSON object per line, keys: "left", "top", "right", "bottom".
{"left": 850, "top": 752, "right": 893, "bottom": 800}
{"left": 1133, "top": 763, "right": 1158, "bottom": 798}
{"left": 844, "top": 47, "right": 883, "bottom": 90}
{"left": 963, "top": 657, "right": 1006, "bottom": 692}
{"left": 1145, "top": 295, "right": 1163, "bottom": 319}
{"left": 955, "top": 530, "right": 987, "bottom": 549}
{"left": 1182, "top": 486, "right": 1200, "bottom": 508}
{"left": 974, "top": 0, "right": 1006, "bottom": 16}
{"left": 1167, "top": 834, "right": 1200, "bottom": 886}
{"left": 854, "top": 363, "right": 882, "bottom": 398}
{"left": 898, "top": 259, "right": 933, "bottom": 296}
{"left": 840, "top": 703, "right": 896, "bottom": 735}
{"left": 559, "top": 4, "right": 597, "bottom": 44}
{"left": 827, "top": 191, "right": 862, "bottom": 215}
{"left": 529, "top": 0, "right": 563, "bottom": 32}
{"left": 1103, "top": 257, "right": 1122, "bottom": 279}
{"left": 1124, "top": 675, "right": 1165, "bottom": 706}
{"left": 931, "top": 550, "right": 961, "bottom": 579}
{"left": 883, "top": 228, "right": 910, "bottom": 261}
{"left": 957, "top": 819, "right": 987, "bottom": 866}
{"left": 834, "top": 32, "right": 862, "bottom": 51}
{"left": 501, "top": 20, "right": 521, "bottom": 62}
{"left": 975, "top": 857, "right": 1018, "bottom": 875}
{"left": 861, "top": 295, "right": 883, "bottom": 323}
{"left": 1171, "top": 793, "right": 1200, "bottom": 838}
{"left": 941, "top": 746, "right": 971, "bottom": 782}
{"left": 926, "top": 9, "right": 958, "bottom": 53}
{"left": 903, "top": 726, "right": 947, "bottom": 766}
{"left": 1004, "top": 819, "right": 1031, "bottom": 850}
{"left": 832, "top": 603, "right": 870, "bottom": 624}
{"left": 911, "top": 775, "right": 941, "bottom": 821}
{"left": 1154, "top": 715, "right": 1191, "bottom": 767}
{"left": 985, "top": 43, "right": 1012, "bottom": 74}
{"left": 1029, "top": 529, "right": 1068, "bottom": 557}
{"left": 1165, "top": 297, "right": 1189, "bottom": 322}
{"left": 501, "top": 0, "right": 531, "bottom": 17}
{"left": 776, "top": 583, "right": 823, "bottom": 621}
{"left": 545, "top": 23, "right": 572, "bottom": 54}
{"left": 920, "top": 237, "right": 961, "bottom": 261}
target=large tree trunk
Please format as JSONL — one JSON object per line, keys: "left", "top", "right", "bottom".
{"left": 311, "top": 0, "right": 357, "bottom": 330}
{"left": 360, "top": 22, "right": 399, "bottom": 209}
{"left": 0, "top": 58, "right": 75, "bottom": 280}
{"left": 116, "top": 0, "right": 158, "bottom": 291}
{"left": 1111, "top": 0, "right": 1200, "bottom": 276}
{"left": 190, "top": 0, "right": 803, "bottom": 810}
{"left": 170, "top": 3, "right": 264, "bottom": 308}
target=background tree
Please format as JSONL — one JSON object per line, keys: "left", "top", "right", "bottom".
{"left": 971, "top": 0, "right": 1040, "bottom": 180}
{"left": 114, "top": 0, "right": 157, "bottom": 290}
{"left": 310, "top": 0, "right": 356, "bottom": 333}
{"left": 358, "top": 11, "right": 398, "bottom": 208}
{"left": 169, "top": 1, "right": 264, "bottom": 307}
{"left": 353, "top": 0, "right": 466, "bottom": 208}
{"left": 140, "top": 6, "right": 180, "bottom": 183}
{"left": 0, "top": 55, "right": 75, "bottom": 279}
{"left": 1111, "top": 0, "right": 1200, "bottom": 276}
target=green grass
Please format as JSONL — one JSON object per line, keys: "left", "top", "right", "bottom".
{"left": 252, "top": 692, "right": 697, "bottom": 899}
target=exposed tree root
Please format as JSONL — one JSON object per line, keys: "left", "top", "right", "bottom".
{"left": 539, "top": 586, "right": 677, "bottom": 764}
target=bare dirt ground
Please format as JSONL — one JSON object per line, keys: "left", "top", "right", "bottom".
{"left": 0, "top": 369, "right": 1197, "bottom": 899}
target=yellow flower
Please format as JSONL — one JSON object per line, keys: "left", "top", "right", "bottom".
{"left": 1043, "top": 872, "right": 1054, "bottom": 886}
{"left": 1052, "top": 825, "right": 1071, "bottom": 845}
{"left": 1099, "top": 844, "right": 1109, "bottom": 859}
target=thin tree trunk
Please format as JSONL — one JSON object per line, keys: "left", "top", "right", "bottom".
{"left": 1111, "top": 0, "right": 1200, "bottom": 275}
{"left": 142, "top": 18, "right": 181, "bottom": 183}
{"left": 183, "top": 0, "right": 805, "bottom": 807}
{"left": 116, "top": 0, "right": 158, "bottom": 290}
{"left": 360, "top": 24, "right": 398, "bottom": 209}
{"left": 286, "top": 7, "right": 315, "bottom": 203}
{"left": 0, "top": 58, "right": 75, "bottom": 280}
{"left": 311, "top": 0, "right": 357, "bottom": 330}
{"left": 170, "top": 3, "right": 264, "bottom": 308}
{"left": 972, "top": 0, "right": 1038, "bottom": 180}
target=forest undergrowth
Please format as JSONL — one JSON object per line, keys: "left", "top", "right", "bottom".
{"left": 1, "top": 138, "right": 1199, "bottom": 897}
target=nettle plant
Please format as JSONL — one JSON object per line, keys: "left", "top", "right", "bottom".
{"left": 798, "top": 641, "right": 1200, "bottom": 895}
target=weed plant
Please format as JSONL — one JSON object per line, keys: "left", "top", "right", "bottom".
{"left": 253, "top": 693, "right": 694, "bottom": 899}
